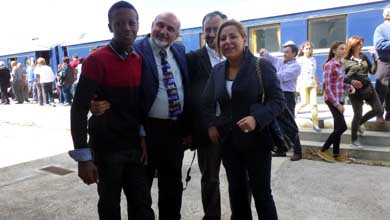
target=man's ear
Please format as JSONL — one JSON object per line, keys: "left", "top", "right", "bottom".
{"left": 175, "top": 32, "right": 180, "bottom": 40}
{"left": 108, "top": 23, "right": 113, "bottom": 33}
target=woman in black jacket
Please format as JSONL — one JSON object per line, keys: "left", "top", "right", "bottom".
{"left": 202, "top": 19, "right": 285, "bottom": 220}
{"left": 344, "top": 36, "right": 383, "bottom": 148}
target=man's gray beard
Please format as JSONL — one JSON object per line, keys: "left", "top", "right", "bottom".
{"left": 152, "top": 37, "right": 169, "bottom": 48}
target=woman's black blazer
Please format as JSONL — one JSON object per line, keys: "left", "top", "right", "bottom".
{"left": 201, "top": 48, "right": 286, "bottom": 151}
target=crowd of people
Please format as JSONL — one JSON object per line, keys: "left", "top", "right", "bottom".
{"left": 0, "top": 54, "right": 84, "bottom": 106}
{"left": 1, "top": 1, "right": 390, "bottom": 219}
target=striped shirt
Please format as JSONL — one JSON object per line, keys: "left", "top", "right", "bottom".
{"left": 323, "top": 58, "right": 348, "bottom": 107}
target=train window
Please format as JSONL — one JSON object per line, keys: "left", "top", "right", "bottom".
{"left": 7, "top": 57, "right": 17, "bottom": 69}
{"left": 176, "top": 35, "right": 182, "bottom": 42}
{"left": 200, "top": 33, "right": 205, "bottom": 48}
{"left": 308, "top": 15, "right": 346, "bottom": 49}
{"left": 249, "top": 24, "right": 281, "bottom": 53}
{"left": 89, "top": 46, "right": 104, "bottom": 54}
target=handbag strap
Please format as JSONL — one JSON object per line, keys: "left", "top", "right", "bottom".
{"left": 255, "top": 58, "right": 265, "bottom": 103}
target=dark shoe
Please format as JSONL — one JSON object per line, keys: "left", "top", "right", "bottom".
{"left": 272, "top": 151, "right": 287, "bottom": 157}
{"left": 290, "top": 153, "right": 302, "bottom": 161}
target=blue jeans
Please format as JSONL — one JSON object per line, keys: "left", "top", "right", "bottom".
{"left": 60, "top": 84, "right": 73, "bottom": 104}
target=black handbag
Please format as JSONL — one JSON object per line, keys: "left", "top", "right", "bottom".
{"left": 255, "top": 58, "right": 299, "bottom": 151}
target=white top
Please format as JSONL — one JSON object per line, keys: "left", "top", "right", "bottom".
{"left": 34, "top": 65, "right": 55, "bottom": 83}
{"left": 226, "top": 80, "right": 233, "bottom": 98}
{"left": 297, "top": 56, "right": 317, "bottom": 88}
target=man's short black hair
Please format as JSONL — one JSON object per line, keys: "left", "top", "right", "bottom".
{"left": 108, "top": 1, "right": 138, "bottom": 23}
{"left": 202, "top": 11, "right": 227, "bottom": 27}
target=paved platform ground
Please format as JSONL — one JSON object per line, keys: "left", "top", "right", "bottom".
{"left": 1, "top": 102, "right": 390, "bottom": 220}
{"left": 1, "top": 152, "right": 390, "bottom": 220}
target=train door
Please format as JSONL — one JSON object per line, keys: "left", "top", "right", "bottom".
{"left": 35, "top": 51, "right": 51, "bottom": 65}
{"left": 7, "top": 57, "right": 17, "bottom": 69}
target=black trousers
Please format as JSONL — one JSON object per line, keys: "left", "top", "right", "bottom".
{"left": 283, "top": 91, "right": 302, "bottom": 155}
{"left": 197, "top": 143, "right": 222, "bottom": 220}
{"left": 144, "top": 118, "right": 185, "bottom": 220}
{"left": 222, "top": 135, "right": 278, "bottom": 220}
{"left": 321, "top": 101, "right": 347, "bottom": 155}
{"left": 349, "top": 90, "right": 383, "bottom": 141}
{"left": 94, "top": 150, "right": 154, "bottom": 220}
{"left": 0, "top": 83, "right": 9, "bottom": 103}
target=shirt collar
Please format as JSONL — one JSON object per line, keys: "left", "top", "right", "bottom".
{"left": 284, "top": 58, "right": 296, "bottom": 64}
{"left": 109, "top": 40, "right": 135, "bottom": 60}
{"left": 148, "top": 37, "right": 171, "bottom": 54}
{"left": 205, "top": 44, "right": 218, "bottom": 57}
{"left": 333, "top": 58, "right": 342, "bottom": 66}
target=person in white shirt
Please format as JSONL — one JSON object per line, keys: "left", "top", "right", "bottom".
{"left": 296, "top": 41, "right": 321, "bottom": 132}
{"left": 34, "top": 57, "right": 55, "bottom": 106}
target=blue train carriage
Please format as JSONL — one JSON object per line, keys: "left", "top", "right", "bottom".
{"left": 55, "top": 39, "right": 110, "bottom": 72}
{"left": 59, "top": 34, "right": 147, "bottom": 71}
{"left": 0, "top": 44, "right": 52, "bottom": 70}
{"left": 179, "top": 0, "right": 388, "bottom": 90}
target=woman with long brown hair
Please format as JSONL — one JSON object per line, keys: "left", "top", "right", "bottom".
{"left": 319, "top": 41, "right": 355, "bottom": 162}
{"left": 344, "top": 36, "right": 383, "bottom": 148}
{"left": 202, "top": 19, "right": 283, "bottom": 219}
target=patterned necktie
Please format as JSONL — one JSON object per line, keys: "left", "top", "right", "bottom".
{"left": 159, "top": 49, "right": 182, "bottom": 119}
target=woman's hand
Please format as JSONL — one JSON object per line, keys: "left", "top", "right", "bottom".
{"left": 236, "top": 116, "right": 257, "bottom": 133}
{"left": 258, "top": 48, "right": 267, "bottom": 56}
{"left": 368, "top": 48, "right": 377, "bottom": 59}
{"left": 208, "top": 126, "right": 220, "bottom": 144}
{"left": 351, "top": 80, "right": 363, "bottom": 89}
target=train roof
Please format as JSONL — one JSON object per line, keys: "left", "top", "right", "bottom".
{"left": 0, "top": 43, "right": 51, "bottom": 57}
{"left": 180, "top": 0, "right": 387, "bottom": 33}
{"left": 0, "top": 0, "right": 387, "bottom": 57}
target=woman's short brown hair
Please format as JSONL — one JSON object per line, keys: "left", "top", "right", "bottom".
{"left": 215, "top": 19, "right": 247, "bottom": 56}
{"left": 345, "top": 36, "right": 364, "bottom": 59}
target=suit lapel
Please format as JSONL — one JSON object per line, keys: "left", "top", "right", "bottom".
{"left": 200, "top": 47, "right": 212, "bottom": 73}
{"left": 141, "top": 38, "right": 159, "bottom": 82}
{"left": 214, "top": 62, "right": 230, "bottom": 101}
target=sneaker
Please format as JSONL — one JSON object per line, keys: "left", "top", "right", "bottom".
{"left": 351, "top": 140, "right": 363, "bottom": 149}
{"left": 334, "top": 155, "right": 353, "bottom": 164}
{"left": 313, "top": 125, "right": 321, "bottom": 132}
{"left": 357, "top": 126, "right": 365, "bottom": 135}
{"left": 317, "top": 150, "right": 336, "bottom": 163}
